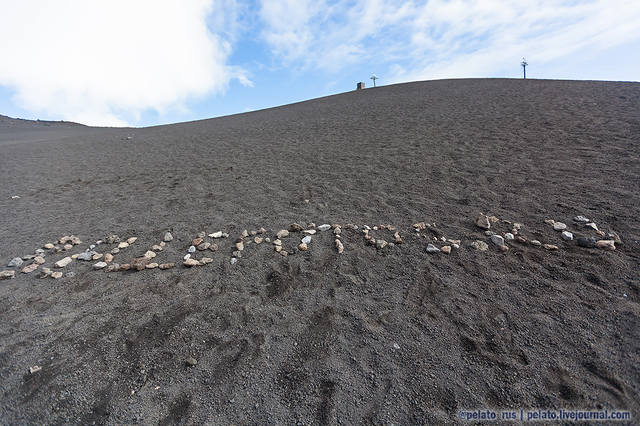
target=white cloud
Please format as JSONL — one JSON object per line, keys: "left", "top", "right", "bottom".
{"left": 0, "top": 0, "right": 250, "bottom": 126}
{"left": 258, "top": 0, "right": 640, "bottom": 81}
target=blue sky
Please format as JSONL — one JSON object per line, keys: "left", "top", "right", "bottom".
{"left": 1, "top": 0, "right": 639, "bottom": 127}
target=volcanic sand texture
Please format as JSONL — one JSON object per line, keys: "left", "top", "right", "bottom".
{"left": 0, "top": 79, "right": 639, "bottom": 423}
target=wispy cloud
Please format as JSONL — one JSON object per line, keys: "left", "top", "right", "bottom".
{"left": 0, "top": 0, "right": 250, "bottom": 126}
{"left": 258, "top": 0, "right": 640, "bottom": 80}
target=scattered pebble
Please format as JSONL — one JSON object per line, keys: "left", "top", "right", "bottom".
{"left": 29, "top": 365, "right": 41, "bottom": 374}
{"left": 471, "top": 240, "right": 488, "bottom": 251}
{"left": 118, "top": 242, "right": 129, "bottom": 249}
{"left": 577, "top": 237, "right": 596, "bottom": 248}
{"left": 183, "top": 258, "right": 201, "bottom": 267}
{"left": 8, "top": 257, "right": 23, "bottom": 267}
{"left": 504, "top": 233, "right": 514, "bottom": 241}
{"left": 0, "top": 270, "right": 16, "bottom": 280}
{"left": 210, "top": 231, "right": 223, "bottom": 238}
{"left": 376, "top": 240, "right": 388, "bottom": 250}
{"left": 561, "top": 231, "right": 573, "bottom": 241}
{"left": 394, "top": 232, "right": 403, "bottom": 244}
{"left": 574, "top": 215, "right": 589, "bottom": 223}
{"left": 76, "top": 252, "right": 94, "bottom": 261}
{"left": 230, "top": 258, "right": 238, "bottom": 265}
{"left": 235, "top": 241, "right": 244, "bottom": 251}
{"left": 254, "top": 237, "right": 263, "bottom": 244}
{"left": 276, "top": 230, "right": 289, "bottom": 239}
{"left": 188, "top": 246, "right": 196, "bottom": 253}
{"left": 34, "top": 256, "right": 45, "bottom": 265}
{"left": 185, "top": 357, "right": 197, "bottom": 367}
{"left": 93, "top": 262, "right": 107, "bottom": 270}
{"left": 475, "top": 214, "right": 491, "bottom": 230}
{"left": 152, "top": 245, "right": 164, "bottom": 252}
{"left": 335, "top": 239, "right": 344, "bottom": 254}
{"left": 200, "top": 257, "right": 214, "bottom": 264}
{"left": 530, "top": 240, "right": 542, "bottom": 246}
{"left": 126, "top": 237, "right": 137, "bottom": 244}
{"left": 131, "top": 257, "right": 150, "bottom": 271}
{"left": 197, "top": 242, "right": 211, "bottom": 251}
{"left": 159, "top": 263, "right": 175, "bottom": 270}
{"left": 51, "top": 271, "right": 63, "bottom": 279}
{"left": 441, "top": 246, "right": 451, "bottom": 254}
{"left": 54, "top": 257, "right": 72, "bottom": 268}
{"left": 303, "top": 229, "right": 316, "bottom": 235}
{"left": 21, "top": 263, "right": 39, "bottom": 274}
{"left": 144, "top": 250, "right": 156, "bottom": 259}
{"left": 192, "top": 237, "right": 203, "bottom": 246}
{"left": 111, "top": 248, "right": 120, "bottom": 254}
{"left": 595, "top": 240, "right": 615, "bottom": 250}
{"left": 44, "top": 243, "right": 54, "bottom": 249}
{"left": 298, "top": 243, "right": 308, "bottom": 251}
{"left": 543, "top": 244, "right": 559, "bottom": 251}
{"left": 585, "top": 222, "right": 598, "bottom": 231}
{"left": 426, "top": 244, "right": 440, "bottom": 253}
{"left": 146, "top": 263, "right": 159, "bottom": 269}
{"left": 489, "top": 235, "right": 505, "bottom": 246}
{"left": 301, "top": 236, "right": 312, "bottom": 244}
{"left": 317, "top": 224, "right": 331, "bottom": 231}
{"left": 105, "top": 264, "right": 120, "bottom": 273}
{"left": 553, "top": 222, "right": 567, "bottom": 231}
{"left": 105, "top": 234, "right": 120, "bottom": 244}
{"left": 163, "top": 232, "right": 173, "bottom": 242}
{"left": 289, "top": 223, "right": 303, "bottom": 232}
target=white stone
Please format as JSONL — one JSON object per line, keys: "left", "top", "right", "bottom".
{"left": 553, "top": 222, "right": 567, "bottom": 231}
{"left": 561, "top": 231, "right": 573, "bottom": 241}
{"left": 93, "top": 262, "right": 107, "bottom": 270}
{"left": 54, "top": 257, "right": 72, "bottom": 268}
{"left": 301, "top": 236, "right": 312, "bottom": 244}
{"left": 490, "top": 235, "right": 505, "bottom": 246}
{"left": 426, "top": 244, "right": 440, "bottom": 253}
{"left": 317, "top": 224, "right": 331, "bottom": 231}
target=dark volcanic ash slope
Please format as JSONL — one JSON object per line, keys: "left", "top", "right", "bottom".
{"left": 0, "top": 79, "right": 639, "bottom": 424}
